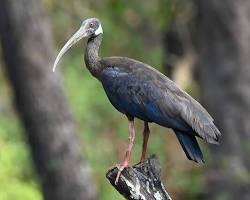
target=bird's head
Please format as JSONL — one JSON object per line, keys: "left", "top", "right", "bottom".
{"left": 53, "top": 18, "right": 103, "bottom": 72}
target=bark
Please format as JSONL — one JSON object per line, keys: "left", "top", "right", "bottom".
{"left": 106, "top": 155, "right": 172, "bottom": 200}
{"left": 192, "top": 0, "right": 250, "bottom": 199}
{"left": 0, "top": 1, "right": 97, "bottom": 200}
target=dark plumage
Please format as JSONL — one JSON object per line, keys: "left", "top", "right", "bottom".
{"left": 53, "top": 18, "right": 221, "bottom": 183}
{"left": 99, "top": 56, "right": 220, "bottom": 161}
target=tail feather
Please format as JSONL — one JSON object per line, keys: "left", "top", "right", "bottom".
{"left": 175, "top": 131, "right": 204, "bottom": 163}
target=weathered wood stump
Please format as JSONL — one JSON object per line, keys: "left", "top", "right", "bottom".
{"left": 106, "top": 155, "right": 172, "bottom": 200}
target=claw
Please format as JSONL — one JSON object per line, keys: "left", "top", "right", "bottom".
{"left": 115, "top": 164, "right": 126, "bottom": 185}
{"left": 114, "top": 159, "right": 129, "bottom": 184}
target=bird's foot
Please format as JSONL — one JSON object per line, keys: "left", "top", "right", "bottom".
{"left": 115, "top": 161, "right": 129, "bottom": 185}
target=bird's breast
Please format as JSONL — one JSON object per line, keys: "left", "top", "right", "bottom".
{"left": 100, "top": 68, "right": 150, "bottom": 120}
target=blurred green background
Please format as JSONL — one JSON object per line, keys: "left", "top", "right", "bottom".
{"left": 0, "top": 0, "right": 202, "bottom": 199}
{"left": 1, "top": 0, "right": 250, "bottom": 200}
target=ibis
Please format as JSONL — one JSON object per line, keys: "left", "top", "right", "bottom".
{"left": 53, "top": 18, "right": 221, "bottom": 184}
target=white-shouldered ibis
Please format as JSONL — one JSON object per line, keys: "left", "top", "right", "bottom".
{"left": 53, "top": 18, "right": 221, "bottom": 184}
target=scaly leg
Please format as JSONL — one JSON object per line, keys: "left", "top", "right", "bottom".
{"left": 140, "top": 121, "right": 150, "bottom": 162}
{"left": 115, "top": 117, "right": 135, "bottom": 184}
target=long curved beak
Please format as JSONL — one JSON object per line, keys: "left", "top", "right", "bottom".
{"left": 53, "top": 26, "right": 88, "bottom": 72}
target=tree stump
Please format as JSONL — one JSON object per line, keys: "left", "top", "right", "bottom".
{"left": 106, "top": 155, "right": 172, "bottom": 200}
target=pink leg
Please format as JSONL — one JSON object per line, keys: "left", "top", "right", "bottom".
{"left": 140, "top": 121, "right": 150, "bottom": 162}
{"left": 115, "top": 118, "right": 135, "bottom": 184}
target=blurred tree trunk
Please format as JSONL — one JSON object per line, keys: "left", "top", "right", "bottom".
{"left": 163, "top": 3, "right": 196, "bottom": 88}
{"left": 192, "top": 0, "right": 250, "bottom": 199}
{"left": 163, "top": 16, "right": 187, "bottom": 78}
{"left": 0, "top": 1, "right": 97, "bottom": 200}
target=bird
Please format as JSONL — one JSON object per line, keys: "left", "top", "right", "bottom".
{"left": 53, "top": 18, "right": 221, "bottom": 184}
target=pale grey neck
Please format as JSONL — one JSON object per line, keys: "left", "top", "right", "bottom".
{"left": 84, "top": 34, "right": 103, "bottom": 77}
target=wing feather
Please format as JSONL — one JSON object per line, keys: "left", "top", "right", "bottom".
{"left": 151, "top": 70, "right": 221, "bottom": 143}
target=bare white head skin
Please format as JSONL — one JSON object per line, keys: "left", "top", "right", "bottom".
{"left": 53, "top": 18, "right": 103, "bottom": 72}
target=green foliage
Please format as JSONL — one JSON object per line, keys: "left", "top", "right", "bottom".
{"left": 0, "top": 116, "right": 42, "bottom": 200}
